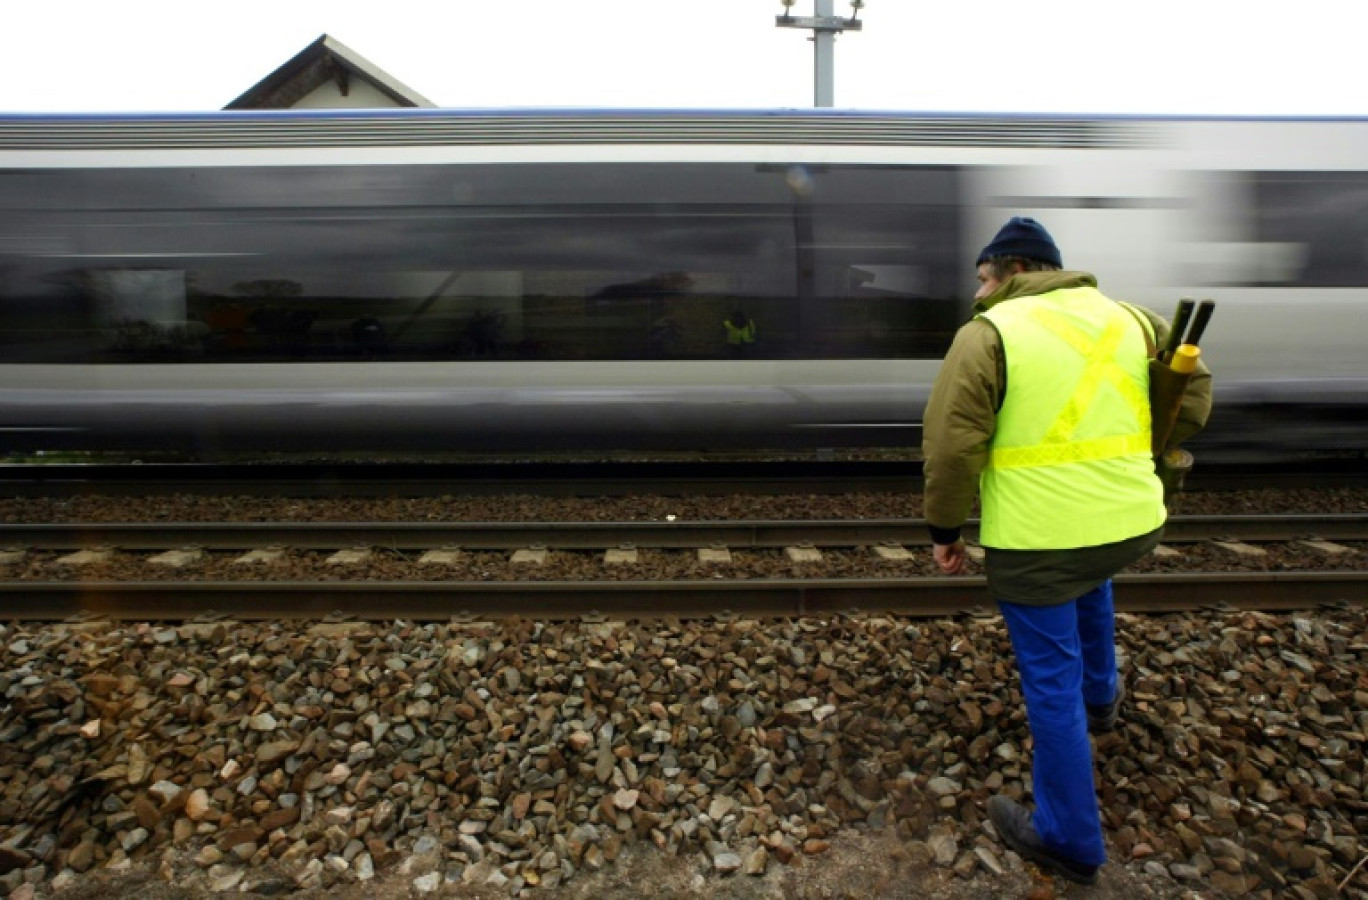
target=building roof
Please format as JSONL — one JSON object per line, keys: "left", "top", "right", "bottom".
{"left": 224, "top": 34, "right": 435, "bottom": 110}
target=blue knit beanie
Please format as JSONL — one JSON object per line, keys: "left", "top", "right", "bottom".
{"left": 976, "top": 216, "right": 1063, "bottom": 268}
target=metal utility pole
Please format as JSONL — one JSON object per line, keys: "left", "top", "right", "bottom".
{"left": 775, "top": 0, "right": 865, "bottom": 107}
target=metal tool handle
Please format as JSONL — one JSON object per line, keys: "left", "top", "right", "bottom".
{"left": 1163, "top": 298, "right": 1196, "bottom": 362}
{"left": 1183, "top": 299, "right": 1216, "bottom": 347}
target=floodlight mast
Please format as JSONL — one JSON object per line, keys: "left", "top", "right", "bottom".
{"left": 775, "top": 0, "right": 865, "bottom": 107}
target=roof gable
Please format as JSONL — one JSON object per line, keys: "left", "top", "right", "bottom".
{"left": 225, "top": 34, "right": 434, "bottom": 109}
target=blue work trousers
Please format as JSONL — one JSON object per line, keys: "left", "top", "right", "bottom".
{"left": 997, "top": 579, "right": 1116, "bottom": 867}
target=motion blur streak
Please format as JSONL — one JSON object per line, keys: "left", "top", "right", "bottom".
{"left": 1, "top": 109, "right": 1364, "bottom": 460}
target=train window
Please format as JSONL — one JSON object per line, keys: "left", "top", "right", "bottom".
{"left": 0, "top": 163, "right": 964, "bottom": 363}
{"left": 1252, "top": 171, "right": 1368, "bottom": 287}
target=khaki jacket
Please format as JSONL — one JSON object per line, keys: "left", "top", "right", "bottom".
{"left": 922, "top": 271, "right": 1213, "bottom": 534}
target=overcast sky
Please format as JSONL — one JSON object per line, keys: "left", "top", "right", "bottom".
{"left": 0, "top": 0, "right": 1362, "bottom": 116}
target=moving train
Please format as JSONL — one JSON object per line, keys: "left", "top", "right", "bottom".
{"left": 1, "top": 108, "right": 1366, "bottom": 459}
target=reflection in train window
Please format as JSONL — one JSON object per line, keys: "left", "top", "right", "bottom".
{"left": 0, "top": 164, "right": 965, "bottom": 362}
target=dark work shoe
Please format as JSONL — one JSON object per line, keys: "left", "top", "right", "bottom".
{"left": 1086, "top": 680, "right": 1125, "bottom": 734}
{"left": 987, "top": 795, "right": 1100, "bottom": 886}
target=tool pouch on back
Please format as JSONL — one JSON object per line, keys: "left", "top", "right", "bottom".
{"left": 1125, "top": 301, "right": 1205, "bottom": 509}
{"left": 1155, "top": 447, "right": 1194, "bottom": 508}
{"left": 1148, "top": 358, "right": 1192, "bottom": 458}
{"left": 1149, "top": 354, "right": 1197, "bottom": 508}
{"left": 1145, "top": 334, "right": 1197, "bottom": 509}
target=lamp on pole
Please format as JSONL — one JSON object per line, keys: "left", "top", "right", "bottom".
{"left": 775, "top": 0, "right": 866, "bottom": 108}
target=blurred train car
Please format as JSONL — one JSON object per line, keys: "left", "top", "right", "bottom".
{"left": 1, "top": 108, "right": 1365, "bottom": 459}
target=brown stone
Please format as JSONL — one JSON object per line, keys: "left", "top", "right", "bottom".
{"left": 133, "top": 793, "right": 161, "bottom": 830}
{"left": 0, "top": 845, "right": 32, "bottom": 874}
{"left": 66, "top": 841, "right": 96, "bottom": 873}
{"left": 84, "top": 674, "right": 120, "bottom": 698}
{"left": 257, "top": 740, "right": 299, "bottom": 766}
{"left": 216, "top": 826, "right": 264, "bottom": 852}
{"left": 260, "top": 806, "right": 301, "bottom": 832}
{"left": 184, "top": 788, "right": 211, "bottom": 821}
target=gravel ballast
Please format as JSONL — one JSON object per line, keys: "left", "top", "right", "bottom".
{"left": 1, "top": 607, "right": 1365, "bottom": 899}
{"left": 1, "top": 488, "right": 1365, "bottom": 899}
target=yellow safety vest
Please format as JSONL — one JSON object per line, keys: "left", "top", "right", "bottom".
{"left": 724, "top": 319, "right": 756, "bottom": 345}
{"left": 977, "top": 287, "right": 1166, "bottom": 549}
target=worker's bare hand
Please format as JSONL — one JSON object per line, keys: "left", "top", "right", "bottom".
{"left": 933, "top": 539, "right": 968, "bottom": 575}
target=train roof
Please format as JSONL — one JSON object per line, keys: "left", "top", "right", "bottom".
{"left": 3, "top": 107, "right": 1366, "bottom": 154}
{"left": 3, "top": 107, "right": 1368, "bottom": 123}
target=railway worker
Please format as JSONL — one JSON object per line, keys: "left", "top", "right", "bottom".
{"left": 723, "top": 310, "right": 756, "bottom": 357}
{"left": 921, "top": 216, "right": 1211, "bottom": 884}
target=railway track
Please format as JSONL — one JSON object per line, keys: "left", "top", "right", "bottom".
{"left": 3, "top": 512, "right": 1368, "bottom": 550}
{"left": 2, "top": 514, "right": 1364, "bottom": 621}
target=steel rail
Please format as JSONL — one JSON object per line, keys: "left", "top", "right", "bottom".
{"left": 0, "top": 573, "right": 1363, "bottom": 622}
{"left": 3, "top": 515, "right": 1367, "bottom": 551}
{"left": 1157, "top": 515, "right": 1368, "bottom": 542}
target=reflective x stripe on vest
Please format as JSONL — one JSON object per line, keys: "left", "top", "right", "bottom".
{"left": 988, "top": 306, "right": 1150, "bottom": 469}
